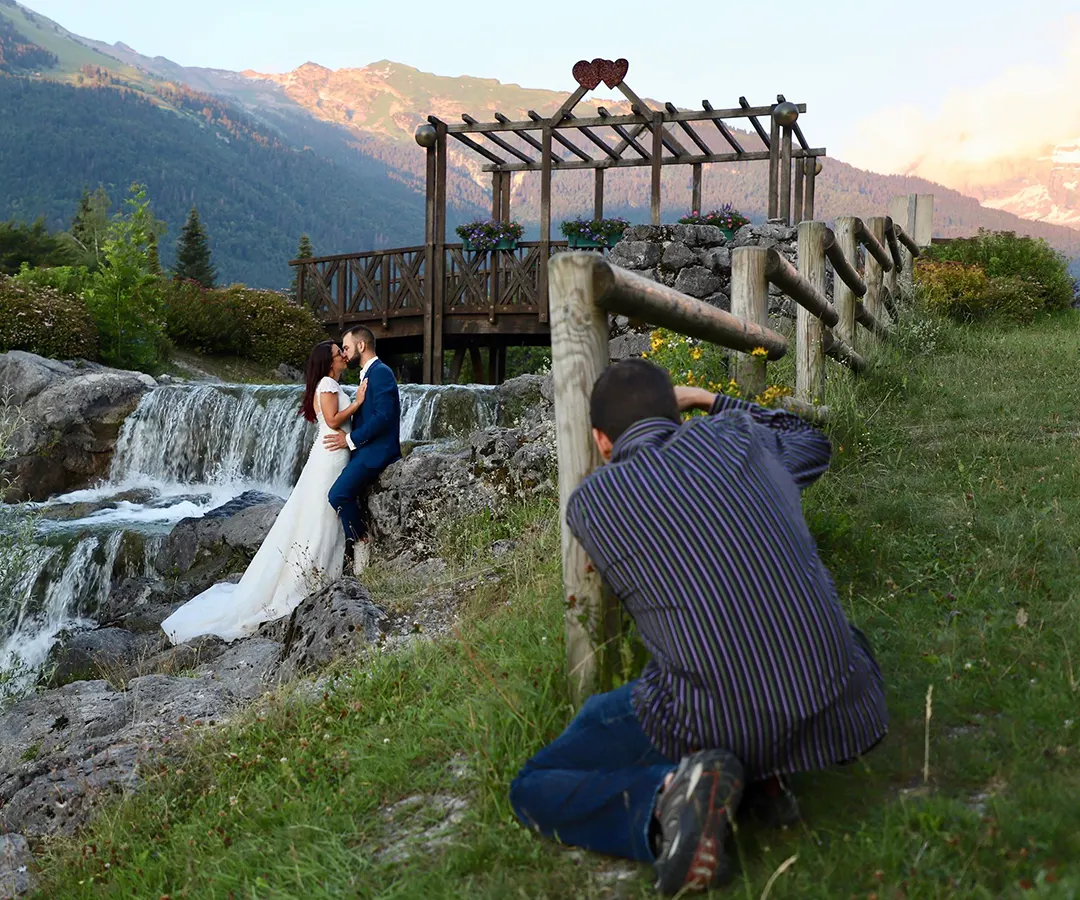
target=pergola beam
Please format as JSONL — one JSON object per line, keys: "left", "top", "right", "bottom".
{"left": 617, "top": 81, "right": 690, "bottom": 157}
{"left": 700, "top": 100, "right": 745, "bottom": 154}
{"left": 738, "top": 97, "right": 771, "bottom": 149}
{"left": 481, "top": 147, "right": 826, "bottom": 174}
{"left": 564, "top": 113, "right": 622, "bottom": 160}
{"left": 597, "top": 108, "right": 650, "bottom": 158}
{"left": 462, "top": 114, "right": 536, "bottom": 166}
{"left": 445, "top": 104, "right": 805, "bottom": 134}
{"left": 667, "top": 102, "right": 713, "bottom": 155}
{"left": 528, "top": 110, "right": 591, "bottom": 161}
{"left": 431, "top": 115, "right": 507, "bottom": 166}
{"left": 495, "top": 112, "right": 563, "bottom": 165}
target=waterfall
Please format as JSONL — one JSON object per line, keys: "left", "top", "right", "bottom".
{"left": 0, "top": 532, "right": 123, "bottom": 701}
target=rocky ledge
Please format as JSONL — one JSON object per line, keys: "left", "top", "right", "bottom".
{"left": 0, "top": 352, "right": 156, "bottom": 502}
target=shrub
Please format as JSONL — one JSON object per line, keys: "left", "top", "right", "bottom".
{"left": 454, "top": 219, "right": 525, "bottom": 251}
{"left": 915, "top": 259, "right": 1041, "bottom": 323}
{"left": 0, "top": 275, "right": 99, "bottom": 359}
{"left": 927, "top": 230, "right": 1075, "bottom": 312}
{"left": 220, "top": 286, "right": 327, "bottom": 369}
{"left": 12, "top": 263, "right": 91, "bottom": 298}
{"left": 161, "top": 278, "right": 246, "bottom": 355}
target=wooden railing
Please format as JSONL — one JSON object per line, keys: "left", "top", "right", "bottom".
{"left": 295, "top": 241, "right": 571, "bottom": 329}
{"left": 550, "top": 195, "right": 930, "bottom": 702}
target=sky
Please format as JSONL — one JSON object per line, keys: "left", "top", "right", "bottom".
{"left": 22, "top": 0, "right": 1080, "bottom": 167}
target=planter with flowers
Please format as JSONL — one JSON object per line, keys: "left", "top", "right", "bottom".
{"left": 559, "top": 216, "right": 630, "bottom": 249}
{"left": 455, "top": 219, "right": 525, "bottom": 252}
{"left": 678, "top": 204, "right": 751, "bottom": 241}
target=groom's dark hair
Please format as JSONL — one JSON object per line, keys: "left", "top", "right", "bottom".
{"left": 343, "top": 325, "right": 375, "bottom": 351}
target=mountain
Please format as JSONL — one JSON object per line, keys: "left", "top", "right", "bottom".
{"left": 2, "top": 0, "right": 1079, "bottom": 287}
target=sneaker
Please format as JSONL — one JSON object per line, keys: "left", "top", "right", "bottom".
{"left": 739, "top": 776, "right": 801, "bottom": 830}
{"left": 653, "top": 749, "right": 744, "bottom": 895}
{"left": 352, "top": 539, "right": 370, "bottom": 575}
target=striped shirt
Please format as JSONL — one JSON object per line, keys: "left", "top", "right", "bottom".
{"left": 566, "top": 393, "right": 888, "bottom": 776}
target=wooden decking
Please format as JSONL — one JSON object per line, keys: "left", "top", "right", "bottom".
{"left": 293, "top": 240, "right": 571, "bottom": 382}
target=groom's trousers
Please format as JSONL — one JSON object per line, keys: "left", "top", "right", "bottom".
{"left": 329, "top": 457, "right": 381, "bottom": 542}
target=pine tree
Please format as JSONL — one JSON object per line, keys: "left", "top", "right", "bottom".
{"left": 289, "top": 233, "right": 314, "bottom": 302}
{"left": 173, "top": 205, "right": 216, "bottom": 288}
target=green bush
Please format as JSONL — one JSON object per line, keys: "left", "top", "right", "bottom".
{"left": 927, "top": 230, "right": 1075, "bottom": 312}
{"left": 219, "top": 286, "right": 326, "bottom": 369}
{"left": 915, "top": 259, "right": 1041, "bottom": 323}
{"left": 12, "top": 263, "right": 91, "bottom": 297}
{"left": 161, "top": 278, "right": 245, "bottom": 356}
{"left": 0, "top": 275, "right": 99, "bottom": 360}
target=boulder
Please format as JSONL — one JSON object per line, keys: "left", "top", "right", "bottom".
{"left": 196, "top": 638, "right": 283, "bottom": 700}
{"left": 697, "top": 247, "right": 732, "bottom": 274}
{"left": 96, "top": 576, "right": 183, "bottom": 634}
{"left": 660, "top": 242, "right": 696, "bottom": 272}
{"left": 44, "top": 627, "right": 159, "bottom": 688}
{"left": 0, "top": 351, "right": 155, "bottom": 502}
{"left": 494, "top": 374, "right": 551, "bottom": 429}
{"left": 257, "top": 578, "right": 387, "bottom": 682}
{"left": 610, "top": 332, "right": 651, "bottom": 361}
{"left": 673, "top": 266, "right": 723, "bottom": 299}
{"left": 608, "top": 240, "right": 662, "bottom": 271}
{"left": 157, "top": 490, "right": 284, "bottom": 585}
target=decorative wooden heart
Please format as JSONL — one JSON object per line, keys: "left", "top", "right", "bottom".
{"left": 572, "top": 60, "right": 601, "bottom": 90}
{"left": 596, "top": 58, "right": 629, "bottom": 89}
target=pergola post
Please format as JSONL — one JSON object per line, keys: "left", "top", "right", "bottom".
{"left": 593, "top": 168, "right": 604, "bottom": 220}
{"left": 768, "top": 108, "right": 780, "bottom": 219}
{"left": 691, "top": 163, "right": 703, "bottom": 214}
{"left": 539, "top": 124, "right": 553, "bottom": 323}
{"left": 433, "top": 120, "right": 448, "bottom": 383}
{"left": 650, "top": 110, "right": 663, "bottom": 225}
{"left": 423, "top": 142, "right": 437, "bottom": 384}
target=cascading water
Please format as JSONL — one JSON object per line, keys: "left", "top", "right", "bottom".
{"left": 0, "top": 379, "right": 501, "bottom": 696}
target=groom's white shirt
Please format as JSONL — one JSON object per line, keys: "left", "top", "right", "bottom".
{"left": 344, "top": 355, "right": 379, "bottom": 453}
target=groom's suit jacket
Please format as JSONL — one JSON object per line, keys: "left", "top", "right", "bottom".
{"left": 347, "top": 359, "right": 402, "bottom": 472}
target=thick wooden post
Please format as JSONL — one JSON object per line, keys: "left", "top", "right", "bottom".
{"left": 501, "top": 174, "right": 511, "bottom": 222}
{"left": 805, "top": 158, "right": 817, "bottom": 220}
{"left": 864, "top": 216, "right": 887, "bottom": 337}
{"left": 882, "top": 219, "right": 898, "bottom": 322}
{"left": 834, "top": 217, "right": 859, "bottom": 351}
{"left": 491, "top": 172, "right": 502, "bottom": 221}
{"left": 796, "top": 221, "right": 827, "bottom": 404}
{"left": 780, "top": 125, "right": 793, "bottom": 225}
{"left": 793, "top": 154, "right": 805, "bottom": 224}
{"left": 914, "top": 194, "right": 934, "bottom": 247}
{"left": 296, "top": 264, "right": 306, "bottom": 311}
{"left": 593, "top": 168, "right": 604, "bottom": 220}
{"left": 691, "top": 163, "right": 703, "bottom": 215}
{"left": 433, "top": 123, "right": 448, "bottom": 383}
{"left": 730, "top": 247, "right": 769, "bottom": 398}
{"left": 539, "top": 126, "right": 553, "bottom": 323}
{"left": 549, "top": 252, "right": 613, "bottom": 705}
{"left": 767, "top": 109, "right": 780, "bottom": 220}
{"left": 650, "top": 111, "right": 663, "bottom": 225}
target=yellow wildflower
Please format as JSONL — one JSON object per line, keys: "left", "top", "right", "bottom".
{"left": 750, "top": 346, "right": 769, "bottom": 360}
{"left": 690, "top": 348, "right": 703, "bottom": 361}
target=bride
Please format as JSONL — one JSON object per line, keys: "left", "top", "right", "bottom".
{"left": 162, "top": 340, "right": 367, "bottom": 644}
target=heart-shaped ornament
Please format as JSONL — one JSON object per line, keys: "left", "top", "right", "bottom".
{"left": 572, "top": 60, "right": 601, "bottom": 91}
{"left": 596, "top": 58, "right": 629, "bottom": 89}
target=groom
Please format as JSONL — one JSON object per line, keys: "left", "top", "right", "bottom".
{"left": 323, "top": 325, "right": 401, "bottom": 573}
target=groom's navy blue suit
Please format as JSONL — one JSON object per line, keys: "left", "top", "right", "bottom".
{"left": 328, "top": 358, "right": 401, "bottom": 542}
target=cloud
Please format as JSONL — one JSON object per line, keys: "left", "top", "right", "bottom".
{"left": 842, "top": 18, "right": 1080, "bottom": 195}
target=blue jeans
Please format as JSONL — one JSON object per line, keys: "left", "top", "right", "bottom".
{"left": 509, "top": 681, "right": 677, "bottom": 862}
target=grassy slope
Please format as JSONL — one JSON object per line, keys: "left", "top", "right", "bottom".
{"left": 31, "top": 310, "right": 1080, "bottom": 898}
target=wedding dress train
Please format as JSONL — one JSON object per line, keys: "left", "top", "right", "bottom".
{"left": 162, "top": 377, "right": 350, "bottom": 644}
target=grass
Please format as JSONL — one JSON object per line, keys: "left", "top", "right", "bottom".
{"left": 29, "top": 307, "right": 1080, "bottom": 898}
{"left": 164, "top": 349, "right": 296, "bottom": 385}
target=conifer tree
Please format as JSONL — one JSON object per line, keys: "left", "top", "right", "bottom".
{"left": 70, "top": 185, "right": 111, "bottom": 266}
{"left": 173, "top": 205, "right": 216, "bottom": 287}
{"left": 289, "top": 233, "right": 314, "bottom": 302}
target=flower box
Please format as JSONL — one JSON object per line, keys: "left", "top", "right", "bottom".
{"left": 560, "top": 216, "right": 630, "bottom": 250}
{"left": 462, "top": 237, "right": 518, "bottom": 252}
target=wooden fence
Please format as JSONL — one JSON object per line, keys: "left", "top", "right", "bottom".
{"left": 549, "top": 194, "right": 931, "bottom": 702}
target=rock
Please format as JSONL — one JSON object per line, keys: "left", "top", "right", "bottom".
{"left": 158, "top": 490, "right": 284, "bottom": 584}
{"left": 698, "top": 246, "right": 732, "bottom": 274}
{"left": 670, "top": 223, "right": 724, "bottom": 247}
{"left": 490, "top": 539, "right": 516, "bottom": 558}
{"left": 660, "top": 242, "right": 696, "bottom": 271}
{"left": 276, "top": 363, "right": 303, "bottom": 383}
{"left": 494, "top": 374, "right": 551, "bottom": 429}
{"left": 197, "top": 639, "right": 283, "bottom": 700}
{"left": 732, "top": 222, "right": 797, "bottom": 248}
{"left": 608, "top": 240, "right": 662, "bottom": 271}
{"left": 0, "top": 675, "right": 233, "bottom": 836}
{"left": 96, "top": 577, "right": 182, "bottom": 634}
{"left": 0, "top": 834, "right": 35, "bottom": 898}
{"left": 673, "top": 266, "right": 723, "bottom": 299}
{"left": 0, "top": 351, "right": 154, "bottom": 502}
{"left": 257, "top": 579, "right": 387, "bottom": 681}
{"left": 610, "top": 332, "right": 651, "bottom": 361}
{"left": 45, "top": 628, "right": 154, "bottom": 688}
{"left": 703, "top": 292, "right": 731, "bottom": 311}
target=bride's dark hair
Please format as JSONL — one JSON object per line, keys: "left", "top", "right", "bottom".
{"left": 300, "top": 340, "right": 338, "bottom": 423}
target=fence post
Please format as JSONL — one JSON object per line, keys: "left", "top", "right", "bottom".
{"left": 730, "top": 247, "right": 769, "bottom": 398}
{"left": 864, "top": 216, "right": 888, "bottom": 332}
{"left": 889, "top": 194, "right": 917, "bottom": 295}
{"left": 796, "top": 221, "right": 827, "bottom": 404}
{"left": 834, "top": 217, "right": 859, "bottom": 351}
{"left": 548, "top": 253, "right": 614, "bottom": 706}
{"left": 882, "top": 221, "right": 898, "bottom": 322}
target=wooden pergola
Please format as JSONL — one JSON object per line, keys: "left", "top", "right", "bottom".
{"left": 410, "top": 58, "right": 825, "bottom": 381}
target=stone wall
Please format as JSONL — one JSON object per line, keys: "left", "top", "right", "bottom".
{"left": 606, "top": 220, "right": 805, "bottom": 357}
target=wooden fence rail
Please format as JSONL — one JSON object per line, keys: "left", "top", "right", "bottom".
{"left": 550, "top": 193, "right": 934, "bottom": 702}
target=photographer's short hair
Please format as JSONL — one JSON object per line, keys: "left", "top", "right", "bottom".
{"left": 343, "top": 325, "right": 375, "bottom": 351}
{"left": 590, "top": 359, "right": 679, "bottom": 443}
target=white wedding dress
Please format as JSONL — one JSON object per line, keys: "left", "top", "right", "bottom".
{"left": 162, "top": 377, "right": 350, "bottom": 644}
